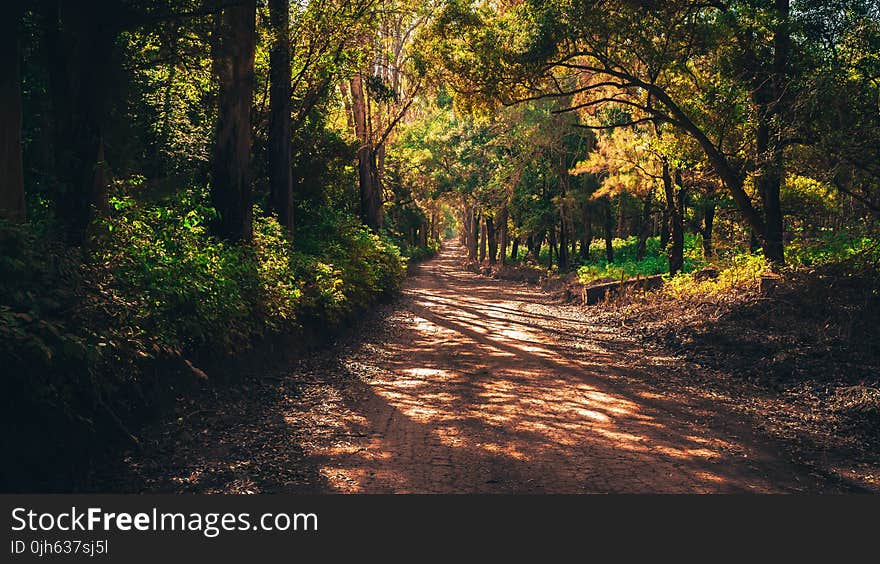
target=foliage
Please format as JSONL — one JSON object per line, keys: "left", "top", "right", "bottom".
{"left": 576, "top": 235, "right": 704, "bottom": 284}
{"left": 427, "top": 0, "right": 880, "bottom": 265}
{"left": 664, "top": 254, "right": 769, "bottom": 298}
{"left": 786, "top": 230, "right": 880, "bottom": 269}
{"left": 577, "top": 230, "right": 879, "bottom": 297}
{"left": 576, "top": 127, "right": 662, "bottom": 200}
{"left": 98, "top": 187, "right": 406, "bottom": 346}
{"left": 0, "top": 191, "right": 406, "bottom": 488}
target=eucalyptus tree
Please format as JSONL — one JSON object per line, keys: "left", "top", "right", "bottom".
{"left": 267, "top": 0, "right": 293, "bottom": 232}
{"left": 266, "top": 0, "right": 380, "bottom": 234}
{"left": 339, "top": 0, "right": 430, "bottom": 230}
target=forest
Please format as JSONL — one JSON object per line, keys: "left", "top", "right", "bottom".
{"left": 1, "top": 0, "right": 879, "bottom": 493}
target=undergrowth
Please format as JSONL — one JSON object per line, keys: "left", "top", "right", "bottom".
{"left": 577, "top": 234, "right": 704, "bottom": 284}
{"left": 576, "top": 230, "right": 879, "bottom": 298}
{"left": 0, "top": 187, "right": 407, "bottom": 490}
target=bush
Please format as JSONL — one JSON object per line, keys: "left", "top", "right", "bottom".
{"left": 0, "top": 188, "right": 406, "bottom": 490}
{"left": 786, "top": 229, "right": 879, "bottom": 268}
{"left": 396, "top": 238, "right": 440, "bottom": 263}
{"left": 664, "top": 253, "right": 769, "bottom": 298}
{"left": 577, "top": 234, "right": 704, "bottom": 284}
{"left": 293, "top": 213, "right": 406, "bottom": 325}
{"left": 96, "top": 189, "right": 406, "bottom": 347}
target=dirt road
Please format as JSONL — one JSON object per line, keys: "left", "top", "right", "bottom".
{"left": 102, "top": 240, "right": 832, "bottom": 493}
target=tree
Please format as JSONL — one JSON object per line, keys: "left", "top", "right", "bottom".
{"left": 341, "top": 0, "right": 426, "bottom": 230}
{"left": 577, "top": 125, "right": 687, "bottom": 274}
{"left": 211, "top": 0, "right": 257, "bottom": 243}
{"left": 43, "top": 0, "right": 121, "bottom": 239}
{"left": 792, "top": 1, "right": 880, "bottom": 220}
{"left": 268, "top": 0, "right": 293, "bottom": 233}
{"left": 349, "top": 70, "right": 382, "bottom": 230}
{"left": 0, "top": 1, "right": 25, "bottom": 222}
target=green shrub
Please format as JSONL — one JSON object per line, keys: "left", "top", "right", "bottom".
{"left": 786, "top": 229, "right": 879, "bottom": 268}
{"left": 577, "top": 234, "right": 704, "bottom": 284}
{"left": 398, "top": 240, "right": 439, "bottom": 263}
{"left": 100, "top": 190, "right": 267, "bottom": 351}
{"left": 94, "top": 189, "right": 406, "bottom": 348}
{"left": 664, "top": 253, "right": 769, "bottom": 298}
{"left": 0, "top": 187, "right": 407, "bottom": 488}
{"left": 294, "top": 213, "right": 406, "bottom": 324}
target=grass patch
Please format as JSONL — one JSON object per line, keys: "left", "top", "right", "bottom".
{"left": 577, "top": 235, "right": 704, "bottom": 284}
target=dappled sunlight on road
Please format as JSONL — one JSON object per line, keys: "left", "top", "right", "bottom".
{"left": 302, "top": 240, "right": 804, "bottom": 493}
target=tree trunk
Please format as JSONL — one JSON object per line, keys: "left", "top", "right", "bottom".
{"left": 498, "top": 205, "right": 508, "bottom": 265}
{"left": 461, "top": 205, "right": 470, "bottom": 252}
{"left": 548, "top": 226, "right": 557, "bottom": 268}
{"left": 636, "top": 191, "right": 652, "bottom": 261}
{"left": 580, "top": 203, "right": 592, "bottom": 261}
{"left": 268, "top": 0, "right": 293, "bottom": 233}
{"left": 557, "top": 155, "right": 570, "bottom": 269}
{"left": 486, "top": 215, "right": 497, "bottom": 264}
{"left": 350, "top": 72, "right": 381, "bottom": 231}
{"left": 211, "top": 0, "right": 256, "bottom": 243}
{"left": 662, "top": 161, "right": 684, "bottom": 275}
{"left": 766, "top": 0, "right": 789, "bottom": 267}
{"left": 676, "top": 170, "right": 686, "bottom": 228}
{"left": 470, "top": 207, "right": 479, "bottom": 260}
{"left": 753, "top": 112, "right": 785, "bottom": 267}
{"left": 603, "top": 199, "right": 614, "bottom": 264}
{"left": 45, "top": 0, "right": 115, "bottom": 239}
{"left": 702, "top": 202, "right": 715, "bottom": 258}
{"left": 746, "top": 0, "right": 788, "bottom": 267}
{"left": 511, "top": 237, "right": 519, "bottom": 261}
{"left": 0, "top": 1, "right": 25, "bottom": 222}
{"left": 558, "top": 215, "right": 568, "bottom": 269}
{"left": 478, "top": 215, "right": 487, "bottom": 262}
{"left": 615, "top": 193, "right": 625, "bottom": 239}
{"left": 466, "top": 206, "right": 478, "bottom": 259}
{"left": 660, "top": 207, "right": 669, "bottom": 251}
{"left": 460, "top": 206, "right": 468, "bottom": 245}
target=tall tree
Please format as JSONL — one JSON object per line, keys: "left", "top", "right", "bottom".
{"left": 578, "top": 125, "right": 684, "bottom": 273}
{"left": 0, "top": 1, "right": 25, "bottom": 222}
{"left": 662, "top": 163, "right": 685, "bottom": 275}
{"left": 268, "top": 0, "right": 293, "bottom": 233}
{"left": 211, "top": 0, "right": 257, "bottom": 242}
{"left": 343, "top": 1, "right": 425, "bottom": 230}
{"left": 349, "top": 71, "right": 383, "bottom": 230}
{"left": 44, "top": 0, "right": 119, "bottom": 239}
